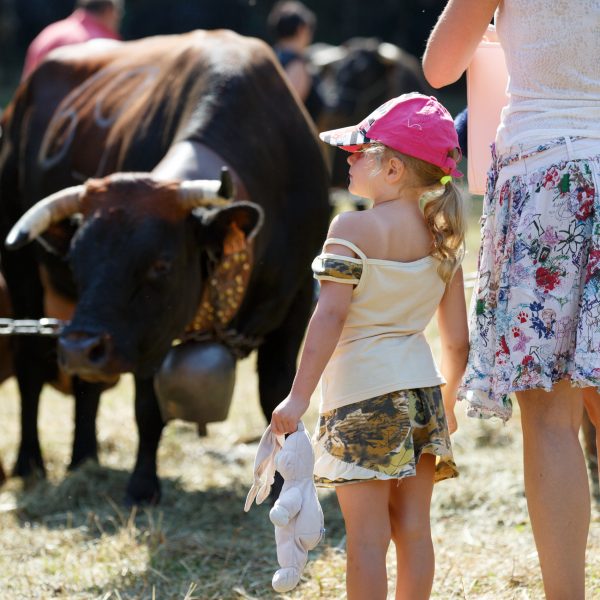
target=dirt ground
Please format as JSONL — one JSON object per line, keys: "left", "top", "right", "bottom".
{"left": 0, "top": 357, "right": 599, "bottom": 599}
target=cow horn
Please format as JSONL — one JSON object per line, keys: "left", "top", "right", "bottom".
{"left": 308, "top": 44, "right": 348, "bottom": 68}
{"left": 5, "top": 185, "right": 84, "bottom": 250}
{"left": 178, "top": 168, "right": 235, "bottom": 211}
{"left": 377, "top": 42, "right": 402, "bottom": 64}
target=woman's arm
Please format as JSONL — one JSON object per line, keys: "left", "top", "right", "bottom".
{"left": 422, "top": 0, "right": 500, "bottom": 88}
{"left": 436, "top": 266, "right": 469, "bottom": 433}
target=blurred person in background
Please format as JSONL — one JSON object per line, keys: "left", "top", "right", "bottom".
{"left": 21, "top": 0, "right": 122, "bottom": 80}
{"left": 267, "top": 0, "right": 324, "bottom": 122}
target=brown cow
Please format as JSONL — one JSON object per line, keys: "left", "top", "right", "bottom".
{"left": 0, "top": 30, "right": 330, "bottom": 503}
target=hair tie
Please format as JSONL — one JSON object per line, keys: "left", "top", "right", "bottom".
{"left": 440, "top": 175, "right": 452, "bottom": 185}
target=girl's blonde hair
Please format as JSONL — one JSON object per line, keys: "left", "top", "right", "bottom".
{"left": 365, "top": 143, "right": 466, "bottom": 283}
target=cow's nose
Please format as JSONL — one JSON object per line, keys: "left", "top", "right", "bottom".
{"left": 58, "top": 332, "right": 113, "bottom": 373}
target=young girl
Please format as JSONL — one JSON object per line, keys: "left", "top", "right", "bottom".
{"left": 270, "top": 93, "right": 469, "bottom": 600}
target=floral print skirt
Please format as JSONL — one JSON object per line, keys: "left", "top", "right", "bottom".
{"left": 463, "top": 137, "right": 600, "bottom": 421}
{"left": 313, "top": 387, "right": 458, "bottom": 487}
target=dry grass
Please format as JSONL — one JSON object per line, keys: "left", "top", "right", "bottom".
{"left": 0, "top": 190, "right": 599, "bottom": 599}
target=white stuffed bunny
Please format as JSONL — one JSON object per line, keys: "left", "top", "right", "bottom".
{"left": 244, "top": 424, "right": 284, "bottom": 510}
{"left": 244, "top": 422, "right": 324, "bottom": 593}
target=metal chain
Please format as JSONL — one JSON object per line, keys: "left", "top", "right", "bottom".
{"left": 0, "top": 318, "right": 66, "bottom": 336}
{"left": 0, "top": 274, "right": 478, "bottom": 339}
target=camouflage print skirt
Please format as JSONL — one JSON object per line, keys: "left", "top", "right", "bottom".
{"left": 313, "top": 387, "right": 458, "bottom": 487}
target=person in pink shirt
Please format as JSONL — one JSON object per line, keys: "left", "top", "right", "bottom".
{"left": 22, "top": 0, "right": 122, "bottom": 80}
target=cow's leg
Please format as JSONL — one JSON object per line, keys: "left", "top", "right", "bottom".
{"left": 0, "top": 242, "right": 51, "bottom": 477}
{"left": 69, "top": 378, "right": 102, "bottom": 469}
{"left": 125, "top": 376, "right": 165, "bottom": 505}
{"left": 13, "top": 343, "right": 47, "bottom": 477}
{"left": 583, "top": 390, "right": 600, "bottom": 501}
{"left": 256, "top": 275, "right": 315, "bottom": 421}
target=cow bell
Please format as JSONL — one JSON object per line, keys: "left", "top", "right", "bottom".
{"left": 154, "top": 341, "right": 236, "bottom": 435}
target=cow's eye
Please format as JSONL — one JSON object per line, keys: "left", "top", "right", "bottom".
{"left": 147, "top": 257, "right": 172, "bottom": 281}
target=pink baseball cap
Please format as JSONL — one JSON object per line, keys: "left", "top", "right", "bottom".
{"left": 319, "top": 93, "right": 463, "bottom": 177}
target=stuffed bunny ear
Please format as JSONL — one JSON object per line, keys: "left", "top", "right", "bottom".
{"left": 244, "top": 425, "right": 284, "bottom": 512}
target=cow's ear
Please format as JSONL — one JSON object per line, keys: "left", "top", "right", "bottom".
{"left": 195, "top": 201, "right": 264, "bottom": 254}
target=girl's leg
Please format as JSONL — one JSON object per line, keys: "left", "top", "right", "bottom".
{"left": 389, "top": 454, "right": 436, "bottom": 600}
{"left": 336, "top": 480, "right": 391, "bottom": 600}
{"left": 516, "top": 380, "right": 589, "bottom": 600}
{"left": 583, "top": 387, "right": 600, "bottom": 482}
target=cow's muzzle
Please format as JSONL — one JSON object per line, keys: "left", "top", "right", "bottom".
{"left": 58, "top": 331, "right": 120, "bottom": 381}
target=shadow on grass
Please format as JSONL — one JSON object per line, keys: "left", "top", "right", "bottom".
{"left": 6, "top": 461, "right": 346, "bottom": 599}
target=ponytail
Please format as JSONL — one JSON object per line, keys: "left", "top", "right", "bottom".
{"left": 422, "top": 181, "right": 465, "bottom": 283}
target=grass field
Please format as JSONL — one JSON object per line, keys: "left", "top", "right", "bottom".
{"left": 1, "top": 189, "right": 599, "bottom": 599}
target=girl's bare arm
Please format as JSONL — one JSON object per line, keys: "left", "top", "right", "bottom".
{"left": 271, "top": 214, "right": 364, "bottom": 435}
{"left": 422, "top": 0, "right": 500, "bottom": 88}
{"left": 436, "top": 266, "right": 469, "bottom": 433}
{"left": 270, "top": 278, "right": 352, "bottom": 435}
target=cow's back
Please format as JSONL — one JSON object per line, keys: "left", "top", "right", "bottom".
{"left": 10, "top": 30, "right": 328, "bottom": 208}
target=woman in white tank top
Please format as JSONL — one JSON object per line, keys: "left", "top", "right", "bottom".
{"left": 424, "top": 1, "right": 600, "bottom": 597}
{"left": 270, "top": 93, "right": 469, "bottom": 600}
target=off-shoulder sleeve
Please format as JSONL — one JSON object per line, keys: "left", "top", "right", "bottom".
{"left": 311, "top": 253, "right": 363, "bottom": 284}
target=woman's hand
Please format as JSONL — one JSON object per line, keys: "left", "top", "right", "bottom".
{"left": 270, "top": 394, "right": 310, "bottom": 436}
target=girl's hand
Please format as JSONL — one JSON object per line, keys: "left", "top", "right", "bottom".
{"left": 442, "top": 390, "right": 458, "bottom": 435}
{"left": 445, "top": 405, "right": 458, "bottom": 435}
{"left": 270, "top": 394, "right": 310, "bottom": 436}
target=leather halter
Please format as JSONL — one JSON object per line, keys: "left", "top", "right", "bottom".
{"left": 180, "top": 222, "right": 261, "bottom": 358}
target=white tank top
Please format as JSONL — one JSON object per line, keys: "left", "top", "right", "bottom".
{"left": 312, "top": 238, "right": 446, "bottom": 412}
{"left": 495, "top": 0, "right": 600, "bottom": 152}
